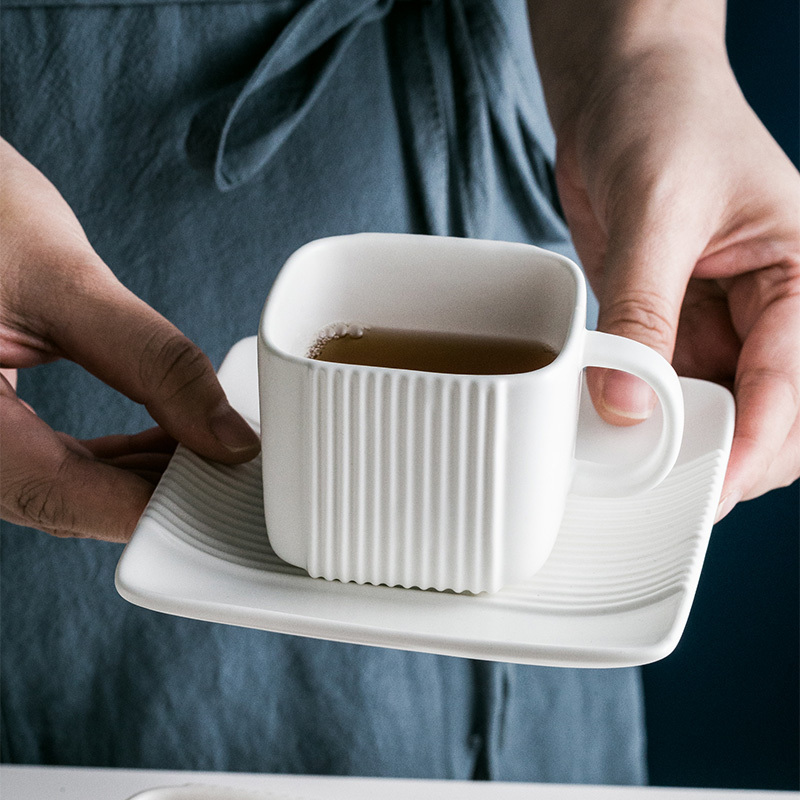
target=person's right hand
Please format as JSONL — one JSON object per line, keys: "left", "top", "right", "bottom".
{"left": 1, "top": 138, "right": 261, "bottom": 543}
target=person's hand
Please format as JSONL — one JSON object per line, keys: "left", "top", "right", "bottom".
{"left": 529, "top": 4, "right": 800, "bottom": 519}
{"left": 0, "top": 139, "right": 260, "bottom": 542}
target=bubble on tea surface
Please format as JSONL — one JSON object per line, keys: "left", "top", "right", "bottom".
{"left": 307, "top": 322, "right": 369, "bottom": 359}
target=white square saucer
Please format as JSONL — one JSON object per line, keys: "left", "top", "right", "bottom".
{"left": 116, "top": 337, "right": 734, "bottom": 668}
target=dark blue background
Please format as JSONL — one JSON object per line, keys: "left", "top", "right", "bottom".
{"left": 642, "top": 0, "right": 800, "bottom": 790}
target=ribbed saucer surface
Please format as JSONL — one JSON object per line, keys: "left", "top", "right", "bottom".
{"left": 116, "top": 338, "right": 734, "bottom": 668}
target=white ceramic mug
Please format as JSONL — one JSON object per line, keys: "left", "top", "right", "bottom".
{"left": 258, "top": 234, "right": 684, "bottom": 593}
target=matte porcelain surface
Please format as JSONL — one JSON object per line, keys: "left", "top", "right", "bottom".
{"left": 116, "top": 337, "right": 733, "bottom": 668}
{"left": 258, "top": 234, "right": 684, "bottom": 592}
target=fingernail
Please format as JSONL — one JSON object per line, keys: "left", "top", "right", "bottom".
{"left": 715, "top": 489, "right": 742, "bottom": 523}
{"left": 209, "top": 402, "right": 260, "bottom": 454}
{"left": 601, "top": 371, "right": 657, "bottom": 420}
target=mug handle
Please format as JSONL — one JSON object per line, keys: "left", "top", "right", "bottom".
{"left": 572, "top": 330, "right": 685, "bottom": 497}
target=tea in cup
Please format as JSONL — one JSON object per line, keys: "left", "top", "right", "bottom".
{"left": 258, "top": 234, "right": 684, "bottom": 593}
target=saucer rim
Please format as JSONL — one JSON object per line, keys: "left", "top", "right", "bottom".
{"left": 115, "top": 337, "right": 734, "bottom": 669}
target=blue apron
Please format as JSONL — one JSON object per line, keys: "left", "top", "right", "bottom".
{"left": 0, "top": 0, "right": 643, "bottom": 781}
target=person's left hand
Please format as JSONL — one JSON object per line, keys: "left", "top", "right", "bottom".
{"left": 548, "top": 38, "right": 800, "bottom": 519}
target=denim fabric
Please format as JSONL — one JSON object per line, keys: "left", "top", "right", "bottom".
{"left": 0, "top": 0, "right": 641, "bottom": 781}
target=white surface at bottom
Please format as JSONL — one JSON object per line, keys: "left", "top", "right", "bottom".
{"left": 1, "top": 766, "right": 794, "bottom": 800}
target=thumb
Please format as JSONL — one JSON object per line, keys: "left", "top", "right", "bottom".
{"left": 44, "top": 262, "right": 260, "bottom": 464}
{"left": 589, "top": 227, "right": 691, "bottom": 426}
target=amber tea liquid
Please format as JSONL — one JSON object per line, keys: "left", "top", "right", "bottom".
{"left": 309, "top": 324, "right": 557, "bottom": 375}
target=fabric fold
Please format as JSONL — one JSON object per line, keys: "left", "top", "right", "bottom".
{"left": 210, "top": 0, "right": 395, "bottom": 191}
{"left": 187, "top": 0, "right": 565, "bottom": 246}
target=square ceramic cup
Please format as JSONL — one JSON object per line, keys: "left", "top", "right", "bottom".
{"left": 258, "top": 234, "right": 684, "bottom": 593}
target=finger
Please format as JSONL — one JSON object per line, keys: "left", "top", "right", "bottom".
{"left": 79, "top": 426, "right": 177, "bottom": 459}
{"left": 39, "top": 264, "right": 259, "bottom": 464}
{"left": 728, "top": 415, "right": 800, "bottom": 510}
{"left": 0, "top": 367, "right": 37, "bottom": 413}
{"left": 132, "top": 470, "right": 168, "bottom": 487}
{"left": 56, "top": 432, "right": 174, "bottom": 484}
{"left": 671, "top": 279, "right": 740, "bottom": 386}
{"left": 554, "top": 146, "right": 607, "bottom": 280}
{"left": 1, "top": 381, "right": 154, "bottom": 542}
{"left": 588, "top": 195, "right": 700, "bottom": 425}
{"left": 103, "top": 452, "right": 175, "bottom": 475}
{"left": 59, "top": 430, "right": 175, "bottom": 475}
{"left": 754, "top": 415, "right": 800, "bottom": 498}
{"left": 717, "top": 290, "right": 800, "bottom": 515}
{"left": 0, "top": 368, "right": 17, "bottom": 389}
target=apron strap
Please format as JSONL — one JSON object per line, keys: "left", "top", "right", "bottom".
{"left": 188, "top": 0, "right": 563, "bottom": 246}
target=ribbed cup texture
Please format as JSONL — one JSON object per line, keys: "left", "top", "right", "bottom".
{"left": 308, "top": 368, "right": 504, "bottom": 593}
